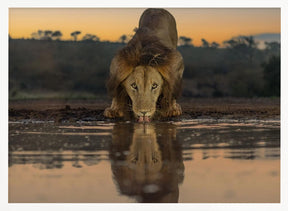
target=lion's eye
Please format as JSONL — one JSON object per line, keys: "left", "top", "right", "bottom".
{"left": 131, "top": 82, "right": 137, "bottom": 90}
{"left": 152, "top": 83, "right": 158, "bottom": 90}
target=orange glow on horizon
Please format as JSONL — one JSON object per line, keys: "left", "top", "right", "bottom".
{"left": 9, "top": 8, "right": 280, "bottom": 46}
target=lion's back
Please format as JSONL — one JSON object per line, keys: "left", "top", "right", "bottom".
{"left": 138, "top": 8, "right": 178, "bottom": 49}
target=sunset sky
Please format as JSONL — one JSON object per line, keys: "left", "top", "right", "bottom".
{"left": 9, "top": 8, "right": 280, "bottom": 46}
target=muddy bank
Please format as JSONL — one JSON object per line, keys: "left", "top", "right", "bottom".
{"left": 9, "top": 98, "right": 280, "bottom": 122}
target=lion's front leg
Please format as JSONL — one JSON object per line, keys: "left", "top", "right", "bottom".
{"left": 104, "top": 98, "right": 124, "bottom": 118}
{"left": 164, "top": 99, "right": 182, "bottom": 117}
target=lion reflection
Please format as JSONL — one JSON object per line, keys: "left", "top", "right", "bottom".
{"left": 110, "top": 123, "right": 184, "bottom": 203}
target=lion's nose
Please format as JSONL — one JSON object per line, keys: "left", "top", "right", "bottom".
{"left": 140, "top": 111, "right": 147, "bottom": 116}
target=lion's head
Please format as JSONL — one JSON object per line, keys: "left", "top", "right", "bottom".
{"left": 122, "top": 66, "right": 163, "bottom": 122}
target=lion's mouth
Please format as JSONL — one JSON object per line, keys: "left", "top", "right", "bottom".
{"left": 138, "top": 116, "right": 151, "bottom": 123}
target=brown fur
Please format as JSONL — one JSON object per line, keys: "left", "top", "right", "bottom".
{"left": 105, "top": 8, "right": 184, "bottom": 120}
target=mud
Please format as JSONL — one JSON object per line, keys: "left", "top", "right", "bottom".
{"left": 9, "top": 98, "right": 280, "bottom": 123}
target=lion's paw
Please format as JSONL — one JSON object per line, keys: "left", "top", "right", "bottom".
{"left": 166, "top": 103, "right": 182, "bottom": 117}
{"left": 104, "top": 107, "right": 124, "bottom": 118}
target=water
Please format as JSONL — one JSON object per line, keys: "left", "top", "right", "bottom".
{"left": 9, "top": 119, "right": 280, "bottom": 203}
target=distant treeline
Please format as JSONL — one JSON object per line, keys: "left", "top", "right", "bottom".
{"left": 9, "top": 37, "right": 280, "bottom": 99}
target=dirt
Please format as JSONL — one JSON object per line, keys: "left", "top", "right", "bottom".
{"left": 9, "top": 98, "right": 280, "bottom": 122}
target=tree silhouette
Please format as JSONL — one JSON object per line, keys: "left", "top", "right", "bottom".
{"left": 223, "top": 36, "right": 258, "bottom": 62}
{"left": 179, "top": 36, "right": 193, "bottom": 46}
{"left": 265, "top": 41, "right": 280, "bottom": 58}
{"left": 263, "top": 55, "right": 280, "bottom": 96}
{"left": 223, "top": 39, "right": 238, "bottom": 48}
{"left": 44, "top": 30, "right": 52, "bottom": 36}
{"left": 31, "top": 30, "right": 44, "bottom": 40}
{"left": 51, "top": 31, "right": 63, "bottom": 40}
{"left": 244, "top": 36, "right": 258, "bottom": 48}
{"left": 71, "top": 31, "right": 81, "bottom": 41}
{"left": 43, "top": 30, "right": 53, "bottom": 40}
{"left": 38, "top": 30, "right": 44, "bottom": 38}
{"left": 223, "top": 36, "right": 257, "bottom": 49}
{"left": 211, "top": 42, "right": 220, "bottom": 49}
{"left": 31, "top": 30, "right": 59, "bottom": 40}
{"left": 82, "top": 34, "right": 100, "bottom": 42}
{"left": 119, "top": 34, "right": 128, "bottom": 44}
{"left": 265, "top": 41, "right": 280, "bottom": 51}
{"left": 201, "top": 39, "right": 210, "bottom": 48}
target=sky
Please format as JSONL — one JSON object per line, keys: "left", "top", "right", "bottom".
{"left": 9, "top": 8, "right": 280, "bottom": 46}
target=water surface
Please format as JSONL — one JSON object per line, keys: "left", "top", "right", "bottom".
{"left": 9, "top": 119, "right": 280, "bottom": 203}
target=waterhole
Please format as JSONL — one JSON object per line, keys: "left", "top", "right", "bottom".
{"left": 9, "top": 119, "right": 280, "bottom": 203}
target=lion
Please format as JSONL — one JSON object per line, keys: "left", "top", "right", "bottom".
{"left": 104, "top": 8, "right": 184, "bottom": 122}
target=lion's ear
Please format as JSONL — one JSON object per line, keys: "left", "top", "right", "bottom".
{"left": 107, "top": 56, "right": 133, "bottom": 97}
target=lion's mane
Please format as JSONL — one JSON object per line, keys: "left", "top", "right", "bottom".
{"left": 106, "top": 27, "right": 183, "bottom": 118}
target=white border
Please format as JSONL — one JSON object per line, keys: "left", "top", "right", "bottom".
{"left": 2, "top": 0, "right": 288, "bottom": 211}
{"left": 4, "top": 0, "right": 288, "bottom": 8}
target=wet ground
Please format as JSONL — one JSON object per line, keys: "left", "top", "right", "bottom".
{"left": 9, "top": 98, "right": 280, "bottom": 122}
{"left": 9, "top": 118, "right": 280, "bottom": 203}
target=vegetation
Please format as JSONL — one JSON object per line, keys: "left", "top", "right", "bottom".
{"left": 262, "top": 55, "right": 280, "bottom": 96}
{"left": 9, "top": 32, "right": 280, "bottom": 99}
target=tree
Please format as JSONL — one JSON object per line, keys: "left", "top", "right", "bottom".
{"left": 31, "top": 30, "right": 44, "bottom": 40}
{"left": 51, "top": 31, "right": 63, "bottom": 40}
{"left": 223, "top": 36, "right": 257, "bottom": 49}
{"left": 71, "top": 31, "right": 81, "bottom": 41}
{"left": 263, "top": 55, "right": 280, "bottom": 96}
{"left": 38, "top": 30, "right": 44, "bottom": 38}
{"left": 223, "top": 36, "right": 258, "bottom": 62}
{"left": 42, "top": 30, "right": 53, "bottom": 40}
{"left": 244, "top": 36, "right": 257, "bottom": 48}
{"left": 119, "top": 34, "right": 128, "bottom": 44}
{"left": 223, "top": 39, "right": 238, "bottom": 48}
{"left": 265, "top": 41, "right": 280, "bottom": 57}
{"left": 31, "top": 30, "right": 62, "bottom": 41}
{"left": 201, "top": 39, "right": 210, "bottom": 48}
{"left": 211, "top": 42, "right": 220, "bottom": 49}
{"left": 82, "top": 34, "right": 100, "bottom": 42}
{"left": 265, "top": 41, "right": 280, "bottom": 51}
{"left": 179, "top": 36, "right": 193, "bottom": 47}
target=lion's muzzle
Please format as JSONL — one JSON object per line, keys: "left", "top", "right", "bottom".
{"left": 138, "top": 115, "right": 151, "bottom": 123}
